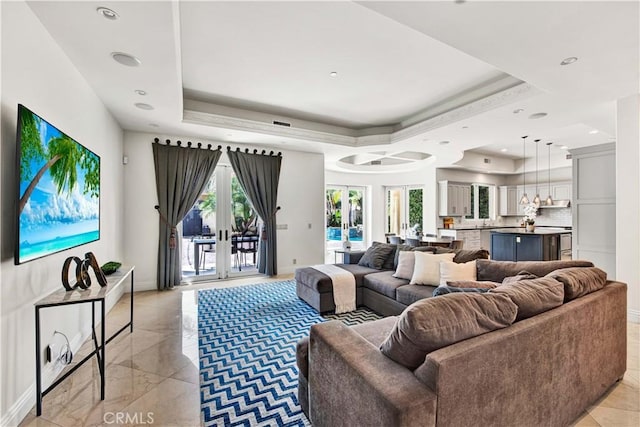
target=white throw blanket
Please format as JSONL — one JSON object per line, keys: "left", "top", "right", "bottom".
{"left": 311, "top": 264, "right": 356, "bottom": 314}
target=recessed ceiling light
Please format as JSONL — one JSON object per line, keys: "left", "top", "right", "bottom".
{"left": 589, "top": 130, "right": 599, "bottom": 134}
{"left": 462, "top": 125, "right": 469, "bottom": 129}
{"left": 439, "top": 140, "right": 450, "bottom": 145}
{"left": 111, "top": 52, "right": 141, "bottom": 67}
{"left": 329, "top": 71, "right": 338, "bottom": 77}
{"left": 134, "top": 89, "right": 147, "bottom": 96}
{"left": 149, "top": 123, "right": 159, "bottom": 127}
{"left": 135, "top": 103, "right": 154, "bottom": 110}
{"left": 528, "top": 112, "right": 548, "bottom": 120}
{"left": 560, "top": 57, "right": 578, "bottom": 66}
{"left": 500, "top": 148, "right": 508, "bottom": 152}
{"left": 513, "top": 108, "right": 524, "bottom": 114}
{"left": 97, "top": 7, "right": 119, "bottom": 20}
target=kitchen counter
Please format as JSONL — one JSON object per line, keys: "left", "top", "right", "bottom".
{"left": 490, "top": 228, "right": 572, "bottom": 235}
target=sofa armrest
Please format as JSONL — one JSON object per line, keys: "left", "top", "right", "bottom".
{"left": 344, "top": 250, "right": 365, "bottom": 264}
{"left": 309, "top": 321, "right": 436, "bottom": 427}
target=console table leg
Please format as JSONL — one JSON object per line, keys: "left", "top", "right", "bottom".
{"left": 35, "top": 308, "right": 42, "bottom": 416}
{"left": 101, "top": 301, "right": 106, "bottom": 400}
{"left": 130, "top": 270, "right": 134, "bottom": 333}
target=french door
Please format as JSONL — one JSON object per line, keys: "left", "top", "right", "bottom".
{"left": 181, "top": 165, "right": 260, "bottom": 280}
{"left": 325, "top": 186, "right": 366, "bottom": 263}
{"left": 385, "top": 186, "right": 424, "bottom": 238}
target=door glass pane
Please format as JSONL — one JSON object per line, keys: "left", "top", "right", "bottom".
{"left": 386, "top": 188, "right": 402, "bottom": 236}
{"left": 181, "top": 174, "right": 216, "bottom": 277}
{"left": 230, "top": 173, "right": 259, "bottom": 274}
{"left": 326, "top": 187, "right": 343, "bottom": 242}
{"left": 347, "top": 189, "right": 365, "bottom": 250}
{"left": 408, "top": 188, "right": 423, "bottom": 235}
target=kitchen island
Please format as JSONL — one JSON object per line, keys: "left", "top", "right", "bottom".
{"left": 490, "top": 228, "right": 571, "bottom": 261}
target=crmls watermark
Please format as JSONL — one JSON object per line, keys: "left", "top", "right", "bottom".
{"left": 103, "top": 412, "right": 154, "bottom": 424}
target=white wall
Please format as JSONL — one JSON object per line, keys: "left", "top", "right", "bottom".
{"left": 0, "top": 2, "right": 124, "bottom": 425}
{"left": 616, "top": 94, "right": 640, "bottom": 321}
{"left": 122, "top": 131, "right": 325, "bottom": 289}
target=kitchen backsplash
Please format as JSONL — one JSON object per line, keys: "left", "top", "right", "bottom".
{"left": 501, "top": 207, "right": 572, "bottom": 227}
{"left": 444, "top": 207, "right": 572, "bottom": 228}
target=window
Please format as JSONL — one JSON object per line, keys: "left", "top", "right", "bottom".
{"left": 466, "top": 184, "right": 494, "bottom": 220}
{"left": 385, "top": 186, "right": 423, "bottom": 237}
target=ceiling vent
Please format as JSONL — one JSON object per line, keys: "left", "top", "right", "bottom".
{"left": 484, "top": 158, "right": 491, "bottom": 164}
{"left": 371, "top": 160, "right": 382, "bottom": 165}
{"left": 272, "top": 120, "right": 291, "bottom": 127}
{"left": 566, "top": 154, "right": 572, "bottom": 160}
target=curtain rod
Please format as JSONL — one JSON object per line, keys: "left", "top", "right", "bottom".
{"left": 227, "top": 146, "right": 282, "bottom": 157}
{"left": 153, "top": 137, "right": 222, "bottom": 151}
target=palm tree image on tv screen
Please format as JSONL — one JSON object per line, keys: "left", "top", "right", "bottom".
{"left": 16, "top": 105, "right": 100, "bottom": 264}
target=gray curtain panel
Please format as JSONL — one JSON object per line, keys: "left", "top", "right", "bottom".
{"left": 227, "top": 149, "right": 282, "bottom": 276}
{"left": 153, "top": 141, "right": 222, "bottom": 289}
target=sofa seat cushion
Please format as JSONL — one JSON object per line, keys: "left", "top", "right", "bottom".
{"left": 296, "top": 315, "right": 397, "bottom": 378}
{"left": 380, "top": 293, "right": 518, "bottom": 369}
{"left": 546, "top": 267, "right": 607, "bottom": 302}
{"left": 476, "top": 259, "right": 594, "bottom": 283}
{"left": 364, "top": 271, "right": 410, "bottom": 299}
{"left": 396, "top": 284, "right": 438, "bottom": 306}
{"left": 489, "top": 277, "right": 564, "bottom": 321}
{"left": 294, "top": 264, "right": 375, "bottom": 293}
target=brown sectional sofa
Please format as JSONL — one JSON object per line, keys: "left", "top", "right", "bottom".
{"left": 296, "top": 259, "right": 628, "bottom": 426}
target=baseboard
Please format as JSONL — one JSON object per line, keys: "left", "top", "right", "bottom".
{"left": 127, "top": 279, "right": 156, "bottom": 292}
{"left": 1, "top": 329, "right": 88, "bottom": 427}
{"left": 629, "top": 309, "right": 640, "bottom": 323}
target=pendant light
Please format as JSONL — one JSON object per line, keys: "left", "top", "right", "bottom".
{"left": 519, "top": 136, "right": 530, "bottom": 205}
{"left": 545, "top": 142, "right": 554, "bottom": 206}
{"left": 532, "top": 139, "right": 541, "bottom": 206}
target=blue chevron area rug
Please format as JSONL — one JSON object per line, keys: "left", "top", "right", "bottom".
{"left": 198, "top": 279, "right": 383, "bottom": 426}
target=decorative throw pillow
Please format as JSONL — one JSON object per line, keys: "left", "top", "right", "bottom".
{"left": 358, "top": 242, "right": 396, "bottom": 270}
{"left": 439, "top": 260, "right": 477, "bottom": 286}
{"left": 409, "top": 252, "right": 455, "bottom": 286}
{"left": 432, "top": 286, "right": 489, "bottom": 297}
{"left": 393, "top": 251, "right": 416, "bottom": 280}
{"left": 381, "top": 243, "right": 398, "bottom": 270}
{"left": 489, "top": 277, "right": 564, "bottom": 321}
{"left": 393, "top": 244, "right": 414, "bottom": 269}
{"left": 545, "top": 267, "right": 607, "bottom": 302}
{"left": 447, "top": 280, "right": 499, "bottom": 289}
{"left": 380, "top": 293, "right": 518, "bottom": 369}
{"left": 452, "top": 249, "right": 490, "bottom": 264}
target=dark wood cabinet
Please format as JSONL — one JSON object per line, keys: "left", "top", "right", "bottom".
{"left": 490, "top": 232, "right": 560, "bottom": 261}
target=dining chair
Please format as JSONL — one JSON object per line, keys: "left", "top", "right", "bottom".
{"left": 388, "top": 235, "right": 403, "bottom": 245}
{"left": 200, "top": 233, "right": 216, "bottom": 270}
{"left": 449, "top": 240, "right": 464, "bottom": 250}
{"left": 405, "top": 237, "right": 420, "bottom": 247}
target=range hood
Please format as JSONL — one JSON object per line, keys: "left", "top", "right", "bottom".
{"left": 539, "top": 200, "right": 571, "bottom": 208}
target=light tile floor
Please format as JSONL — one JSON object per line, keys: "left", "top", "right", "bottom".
{"left": 20, "top": 275, "right": 640, "bottom": 427}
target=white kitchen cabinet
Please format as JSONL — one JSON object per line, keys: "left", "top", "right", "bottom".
{"left": 551, "top": 181, "right": 572, "bottom": 200}
{"left": 437, "top": 229, "right": 481, "bottom": 250}
{"left": 499, "top": 186, "right": 519, "bottom": 216}
{"left": 439, "top": 181, "right": 471, "bottom": 216}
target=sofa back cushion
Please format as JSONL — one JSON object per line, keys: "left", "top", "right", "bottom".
{"left": 489, "top": 277, "right": 564, "bottom": 321}
{"left": 380, "top": 293, "right": 517, "bottom": 369}
{"left": 452, "top": 249, "right": 490, "bottom": 264}
{"left": 476, "top": 259, "right": 594, "bottom": 283}
{"left": 358, "top": 242, "right": 396, "bottom": 270}
{"left": 545, "top": 267, "right": 607, "bottom": 302}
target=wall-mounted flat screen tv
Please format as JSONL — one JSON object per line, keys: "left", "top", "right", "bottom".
{"left": 15, "top": 104, "right": 100, "bottom": 264}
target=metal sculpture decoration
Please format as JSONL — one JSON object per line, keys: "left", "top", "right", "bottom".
{"left": 61, "top": 252, "right": 108, "bottom": 291}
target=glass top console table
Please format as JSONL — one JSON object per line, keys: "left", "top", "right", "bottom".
{"left": 34, "top": 265, "right": 135, "bottom": 416}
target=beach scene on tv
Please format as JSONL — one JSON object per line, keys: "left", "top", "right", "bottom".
{"left": 17, "top": 106, "right": 100, "bottom": 264}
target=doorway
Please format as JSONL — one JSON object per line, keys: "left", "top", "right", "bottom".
{"left": 181, "top": 165, "right": 261, "bottom": 280}
{"left": 325, "top": 186, "right": 366, "bottom": 263}
{"left": 385, "top": 186, "right": 424, "bottom": 238}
